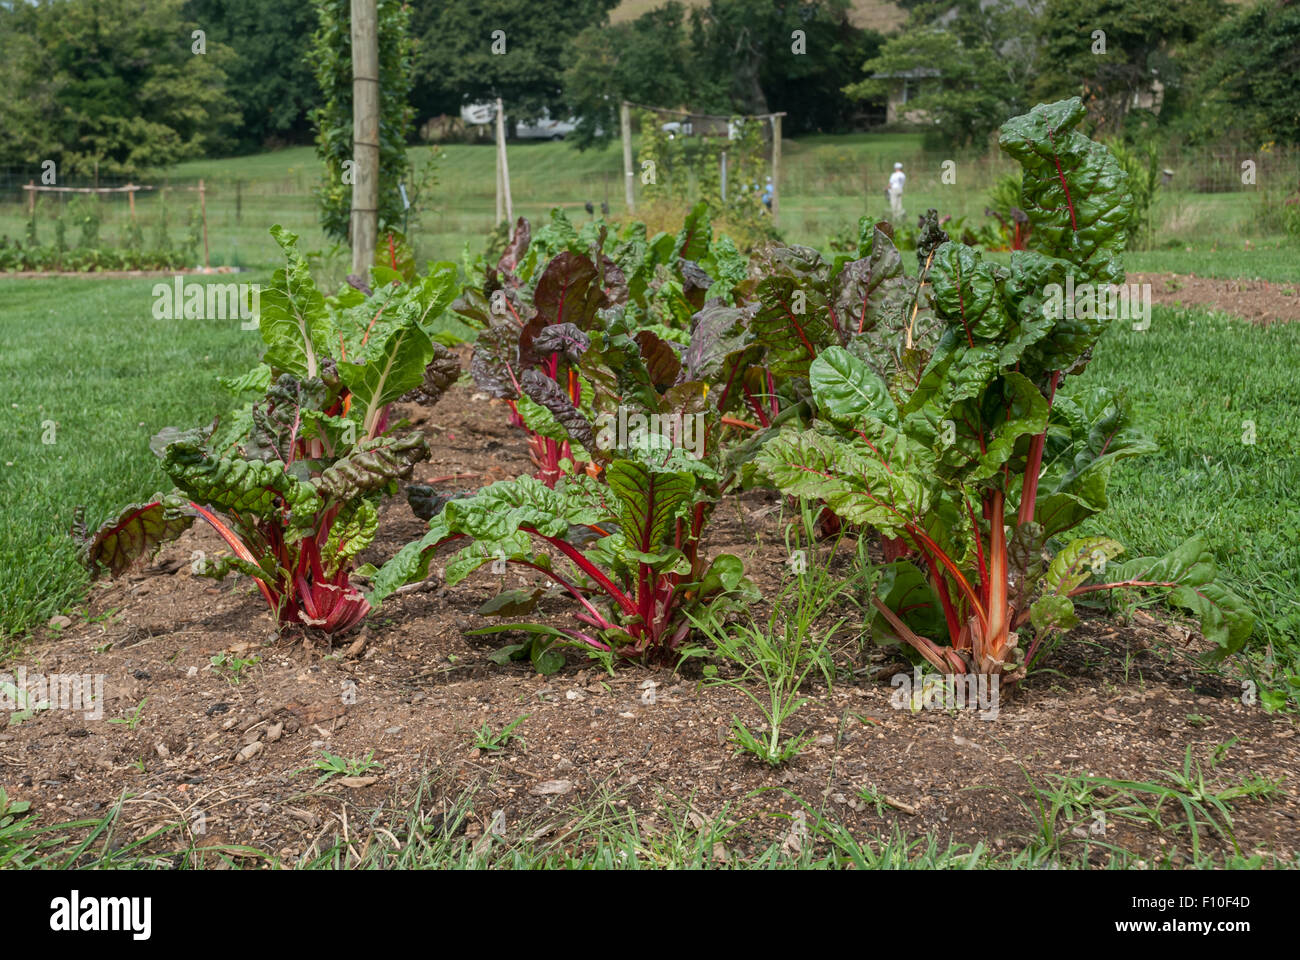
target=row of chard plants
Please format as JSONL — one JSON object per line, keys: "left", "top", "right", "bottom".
{"left": 79, "top": 99, "right": 1252, "bottom": 689}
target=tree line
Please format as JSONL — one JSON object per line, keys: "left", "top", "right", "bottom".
{"left": 0, "top": 0, "right": 1295, "bottom": 178}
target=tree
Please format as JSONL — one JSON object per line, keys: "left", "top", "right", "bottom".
{"left": 564, "top": 0, "right": 880, "bottom": 147}
{"left": 1190, "top": 0, "right": 1300, "bottom": 147}
{"left": 845, "top": 27, "right": 1025, "bottom": 147}
{"left": 564, "top": 2, "right": 724, "bottom": 149}
{"left": 842, "top": 0, "right": 1041, "bottom": 147}
{"left": 408, "top": 0, "right": 620, "bottom": 127}
{"left": 183, "top": 0, "right": 321, "bottom": 153}
{"left": 1033, "top": 0, "right": 1227, "bottom": 134}
{"left": 0, "top": 0, "right": 238, "bottom": 176}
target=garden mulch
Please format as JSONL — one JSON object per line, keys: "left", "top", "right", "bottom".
{"left": 4, "top": 372, "right": 1298, "bottom": 867}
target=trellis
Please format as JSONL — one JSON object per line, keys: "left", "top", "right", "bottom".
{"left": 619, "top": 101, "right": 786, "bottom": 225}
{"left": 23, "top": 180, "right": 213, "bottom": 267}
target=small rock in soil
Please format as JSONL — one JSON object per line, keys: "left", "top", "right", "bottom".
{"left": 339, "top": 776, "right": 378, "bottom": 788}
{"left": 529, "top": 779, "right": 573, "bottom": 796}
{"left": 235, "top": 741, "right": 264, "bottom": 763}
{"left": 47, "top": 615, "right": 72, "bottom": 629}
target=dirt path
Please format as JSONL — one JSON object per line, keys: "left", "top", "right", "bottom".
{"left": 4, "top": 377, "right": 1297, "bottom": 866}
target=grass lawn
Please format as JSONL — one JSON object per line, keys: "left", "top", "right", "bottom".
{"left": 0, "top": 277, "right": 264, "bottom": 652}
{"left": 1068, "top": 304, "right": 1300, "bottom": 653}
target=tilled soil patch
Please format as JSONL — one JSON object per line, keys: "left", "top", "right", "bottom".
{"left": 1130, "top": 272, "right": 1300, "bottom": 325}
{"left": 4, "top": 376, "right": 1297, "bottom": 866}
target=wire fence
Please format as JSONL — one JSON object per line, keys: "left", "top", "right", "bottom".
{"left": 2, "top": 141, "right": 1296, "bottom": 271}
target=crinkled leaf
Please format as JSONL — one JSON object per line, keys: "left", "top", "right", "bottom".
{"left": 470, "top": 323, "right": 522, "bottom": 400}
{"left": 401, "top": 341, "right": 461, "bottom": 405}
{"left": 1107, "top": 536, "right": 1254, "bottom": 659}
{"left": 809, "top": 346, "right": 899, "bottom": 428}
{"left": 80, "top": 492, "right": 196, "bottom": 578}
{"left": 315, "top": 432, "right": 430, "bottom": 502}
{"left": 261, "top": 225, "right": 334, "bottom": 380}
{"left": 520, "top": 368, "right": 595, "bottom": 454}
{"left": 604, "top": 459, "right": 693, "bottom": 555}
{"left": 532, "top": 323, "right": 590, "bottom": 363}
{"left": 163, "top": 440, "right": 322, "bottom": 522}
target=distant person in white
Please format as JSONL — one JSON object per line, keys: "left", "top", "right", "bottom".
{"left": 888, "top": 162, "right": 906, "bottom": 220}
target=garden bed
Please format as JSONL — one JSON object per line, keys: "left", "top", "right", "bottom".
{"left": 1129, "top": 272, "right": 1300, "bottom": 325}
{"left": 7, "top": 376, "right": 1297, "bottom": 867}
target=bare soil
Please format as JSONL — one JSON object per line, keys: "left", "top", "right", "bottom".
{"left": 1130, "top": 272, "right": 1300, "bottom": 325}
{"left": 4, "top": 373, "right": 1298, "bottom": 867}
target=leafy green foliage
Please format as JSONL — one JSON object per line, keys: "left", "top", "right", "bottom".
{"left": 183, "top": 0, "right": 320, "bottom": 153}
{"left": 410, "top": 0, "right": 620, "bottom": 128}
{"left": 1190, "top": 0, "right": 1300, "bottom": 148}
{"left": 74, "top": 226, "right": 463, "bottom": 636}
{"left": 845, "top": 20, "right": 1026, "bottom": 148}
{"left": 0, "top": 0, "right": 238, "bottom": 176}
{"left": 756, "top": 99, "right": 1252, "bottom": 679}
{"left": 371, "top": 438, "right": 757, "bottom": 663}
{"left": 308, "top": 0, "right": 416, "bottom": 241}
{"left": 458, "top": 206, "right": 757, "bottom": 488}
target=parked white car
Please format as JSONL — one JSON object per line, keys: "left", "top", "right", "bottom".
{"left": 515, "top": 111, "right": 578, "bottom": 140}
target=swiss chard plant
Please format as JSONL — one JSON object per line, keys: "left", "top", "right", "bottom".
{"left": 74, "top": 226, "right": 461, "bottom": 636}
{"left": 756, "top": 99, "right": 1253, "bottom": 681}
{"left": 371, "top": 439, "right": 756, "bottom": 668}
{"left": 454, "top": 206, "right": 752, "bottom": 487}
{"left": 378, "top": 250, "right": 774, "bottom": 667}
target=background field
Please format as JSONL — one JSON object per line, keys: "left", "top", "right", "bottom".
{"left": 4, "top": 135, "right": 1297, "bottom": 281}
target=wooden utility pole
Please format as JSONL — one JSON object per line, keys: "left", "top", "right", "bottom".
{"left": 770, "top": 113, "right": 783, "bottom": 227}
{"left": 495, "top": 97, "right": 513, "bottom": 224}
{"left": 620, "top": 101, "right": 635, "bottom": 213}
{"left": 350, "top": 0, "right": 380, "bottom": 277}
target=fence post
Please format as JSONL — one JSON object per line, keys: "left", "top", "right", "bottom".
{"left": 495, "top": 128, "right": 504, "bottom": 225}
{"left": 199, "top": 178, "right": 210, "bottom": 269}
{"left": 350, "top": 0, "right": 380, "bottom": 276}
{"left": 27, "top": 181, "right": 34, "bottom": 216}
{"left": 621, "top": 101, "right": 635, "bottom": 214}
{"left": 771, "top": 113, "right": 782, "bottom": 227}
{"left": 495, "top": 97, "right": 513, "bottom": 225}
